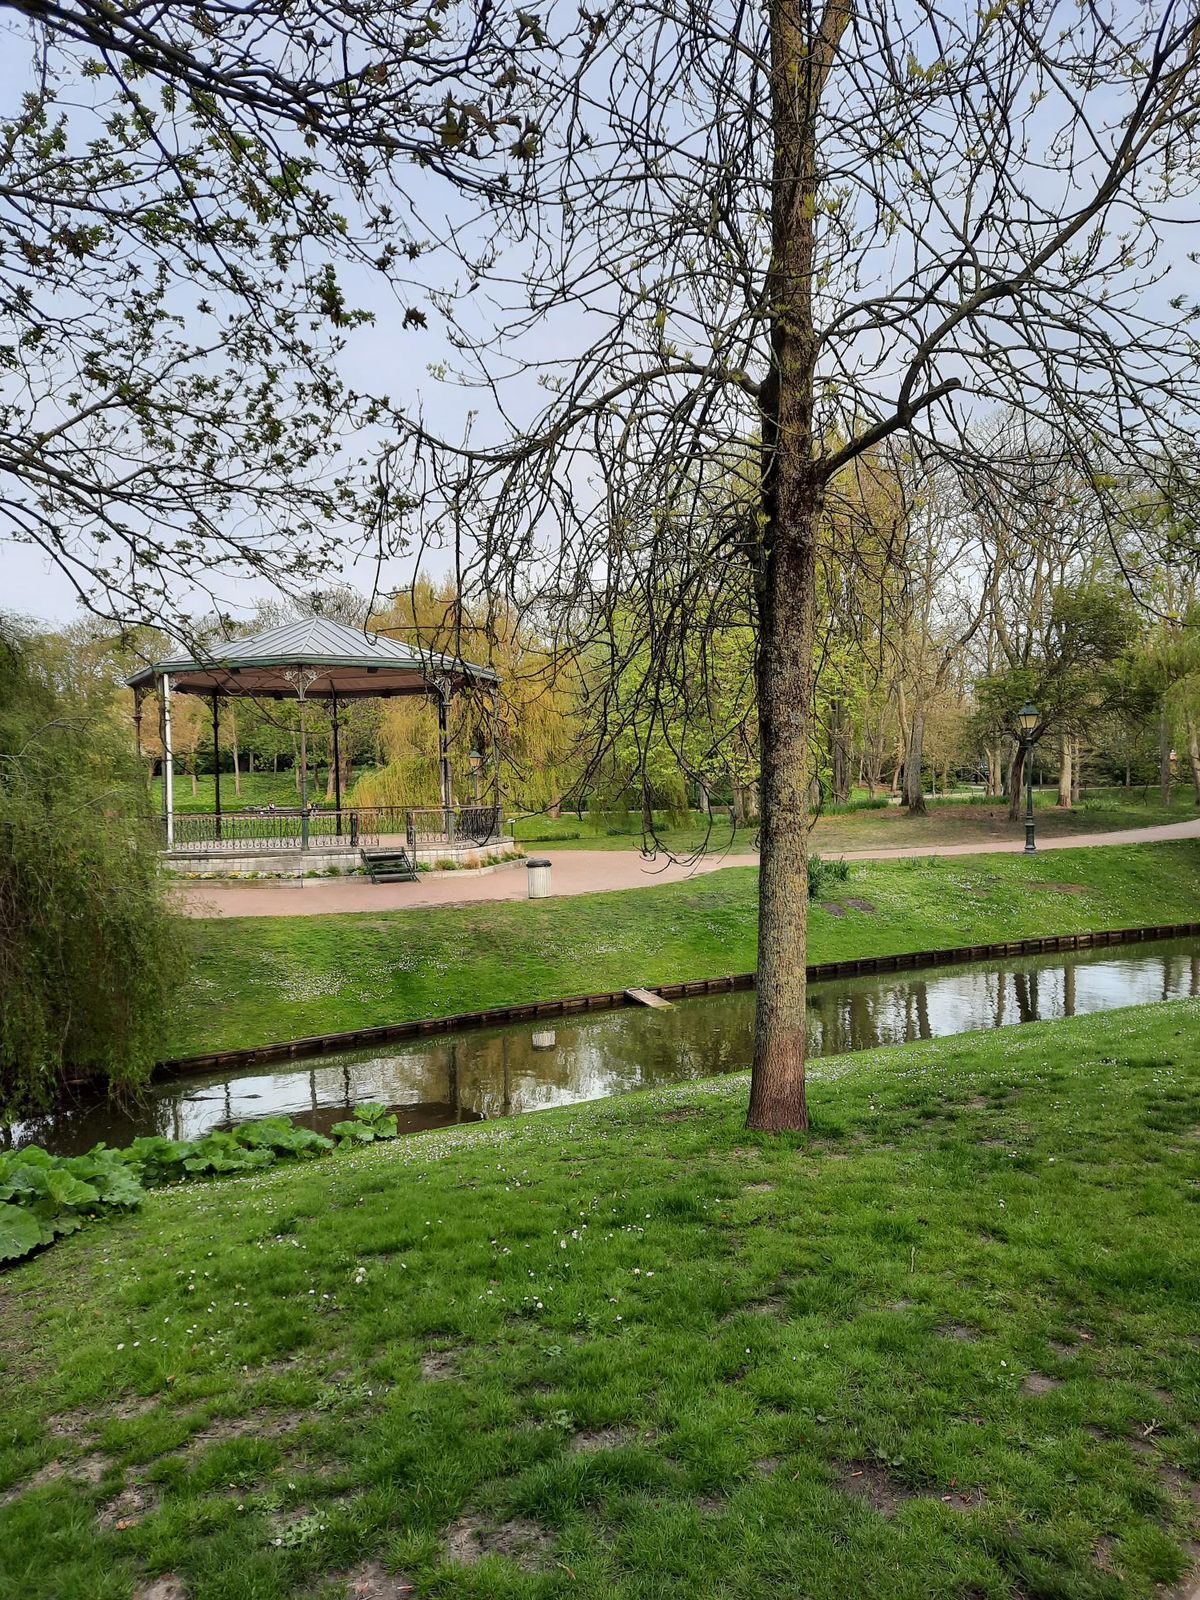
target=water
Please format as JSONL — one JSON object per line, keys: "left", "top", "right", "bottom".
{"left": 9, "top": 936, "right": 1200, "bottom": 1156}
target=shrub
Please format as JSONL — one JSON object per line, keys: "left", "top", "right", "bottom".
{"left": 808, "top": 854, "right": 851, "bottom": 900}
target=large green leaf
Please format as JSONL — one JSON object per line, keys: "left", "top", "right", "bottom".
{"left": 0, "top": 1205, "right": 44, "bottom": 1263}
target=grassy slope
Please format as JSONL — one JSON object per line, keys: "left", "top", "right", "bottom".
{"left": 2, "top": 1002, "right": 1198, "bottom": 1600}
{"left": 175, "top": 840, "right": 1200, "bottom": 1055}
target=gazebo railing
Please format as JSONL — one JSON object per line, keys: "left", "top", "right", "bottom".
{"left": 405, "top": 804, "right": 503, "bottom": 851}
{"left": 163, "top": 803, "right": 504, "bottom": 854}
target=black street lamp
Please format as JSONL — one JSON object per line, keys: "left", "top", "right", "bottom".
{"left": 1018, "top": 703, "right": 1039, "bottom": 854}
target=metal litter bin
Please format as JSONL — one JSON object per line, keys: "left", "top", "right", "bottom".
{"left": 526, "top": 858, "right": 552, "bottom": 899}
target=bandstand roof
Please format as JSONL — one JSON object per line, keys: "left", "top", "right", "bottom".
{"left": 126, "top": 616, "right": 498, "bottom": 700}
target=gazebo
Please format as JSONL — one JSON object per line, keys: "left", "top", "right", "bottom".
{"left": 127, "top": 616, "right": 504, "bottom": 867}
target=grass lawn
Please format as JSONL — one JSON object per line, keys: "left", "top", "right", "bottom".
{"left": 513, "top": 787, "right": 1199, "bottom": 856}
{"left": 174, "top": 840, "right": 1200, "bottom": 1056}
{"left": 2, "top": 1001, "right": 1198, "bottom": 1599}
{"left": 154, "top": 773, "right": 340, "bottom": 815}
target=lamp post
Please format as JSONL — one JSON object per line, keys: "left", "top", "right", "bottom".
{"left": 1018, "top": 703, "right": 1039, "bottom": 854}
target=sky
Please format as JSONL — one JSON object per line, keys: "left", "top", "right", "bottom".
{"left": 0, "top": 12, "right": 507, "bottom": 630}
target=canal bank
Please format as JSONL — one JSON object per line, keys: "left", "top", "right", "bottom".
{"left": 13, "top": 927, "right": 1200, "bottom": 1154}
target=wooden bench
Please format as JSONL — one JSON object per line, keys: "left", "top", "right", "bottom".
{"left": 361, "top": 846, "right": 419, "bottom": 884}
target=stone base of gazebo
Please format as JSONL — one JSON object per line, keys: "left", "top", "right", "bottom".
{"left": 165, "top": 836, "right": 521, "bottom": 879}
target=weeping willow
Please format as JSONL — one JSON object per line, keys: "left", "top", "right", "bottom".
{"left": 0, "top": 619, "right": 184, "bottom": 1117}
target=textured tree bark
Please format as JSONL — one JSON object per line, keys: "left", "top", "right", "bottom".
{"left": 747, "top": 0, "right": 846, "bottom": 1133}
{"left": 829, "top": 698, "right": 851, "bottom": 802}
{"left": 1070, "top": 734, "right": 1080, "bottom": 805}
{"left": 1057, "top": 734, "right": 1072, "bottom": 808}
{"left": 1159, "top": 708, "right": 1173, "bottom": 807}
{"left": 1186, "top": 715, "right": 1200, "bottom": 806}
{"left": 1007, "top": 743, "right": 1025, "bottom": 821}
{"left": 903, "top": 711, "right": 926, "bottom": 815}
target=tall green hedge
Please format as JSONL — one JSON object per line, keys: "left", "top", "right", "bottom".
{"left": 0, "top": 620, "right": 184, "bottom": 1117}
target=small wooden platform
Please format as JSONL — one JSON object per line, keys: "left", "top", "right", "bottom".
{"left": 624, "top": 987, "right": 673, "bottom": 1009}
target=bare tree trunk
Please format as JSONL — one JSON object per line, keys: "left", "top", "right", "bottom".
{"left": 1057, "top": 734, "right": 1072, "bottom": 808}
{"left": 230, "top": 705, "right": 241, "bottom": 798}
{"left": 746, "top": 0, "right": 844, "bottom": 1132}
{"left": 1007, "top": 743, "right": 1026, "bottom": 821}
{"left": 984, "top": 746, "right": 1001, "bottom": 797}
{"left": 1187, "top": 714, "right": 1200, "bottom": 807}
{"left": 1159, "top": 708, "right": 1172, "bottom": 807}
{"left": 1071, "top": 734, "right": 1081, "bottom": 805}
{"left": 697, "top": 779, "right": 710, "bottom": 815}
{"left": 748, "top": 505, "right": 817, "bottom": 1132}
{"left": 829, "top": 698, "right": 851, "bottom": 803}
{"left": 904, "top": 711, "right": 926, "bottom": 815}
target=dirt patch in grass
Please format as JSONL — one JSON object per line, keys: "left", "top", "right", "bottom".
{"left": 1022, "top": 1373, "right": 1063, "bottom": 1396}
{"left": 1159, "top": 1465, "right": 1200, "bottom": 1510}
{"left": 570, "top": 1427, "right": 632, "bottom": 1453}
{"left": 838, "top": 1461, "right": 985, "bottom": 1517}
{"left": 337, "top": 1562, "right": 415, "bottom": 1598}
{"left": 132, "top": 1579, "right": 188, "bottom": 1600}
{"left": 184, "top": 1409, "right": 304, "bottom": 1456}
{"left": 98, "top": 1483, "right": 157, "bottom": 1531}
{"left": 420, "top": 1351, "right": 460, "bottom": 1382}
{"left": 844, "top": 898, "right": 877, "bottom": 913}
{"left": 444, "top": 1514, "right": 552, "bottom": 1570}
{"left": 821, "top": 902, "right": 847, "bottom": 918}
{"left": 745, "top": 1181, "right": 775, "bottom": 1193}
{"left": 1029, "top": 881, "right": 1090, "bottom": 895}
{"left": 754, "top": 1457, "right": 781, "bottom": 1477}
{"left": 937, "top": 1324, "right": 979, "bottom": 1343}
{"left": 837, "top": 1461, "right": 912, "bottom": 1517}
{"left": 2, "top": 1450, "right": 113, "bottom": 1505}
{"left": 696, "top": 1492, "right": 726, "bottom": 1513}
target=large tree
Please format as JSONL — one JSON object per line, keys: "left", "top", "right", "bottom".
{"left": 378, "top": 0, "right": 1200, "bottom": 1129}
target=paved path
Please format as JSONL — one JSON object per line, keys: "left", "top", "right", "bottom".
{"left": 172, "top": 816, "right": 1200, "bottom": 919}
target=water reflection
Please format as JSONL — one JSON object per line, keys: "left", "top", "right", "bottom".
{"left": 10, "top": 938, "right": 1200, "bottom": 1156}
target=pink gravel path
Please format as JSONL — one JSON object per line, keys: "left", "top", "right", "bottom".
{"left": 171, "top": 816, "right": 1200, "bottom": 919}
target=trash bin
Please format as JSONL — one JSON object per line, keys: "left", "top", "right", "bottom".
{"left": 526, "top": 858, "right": 552, "bottom": 899}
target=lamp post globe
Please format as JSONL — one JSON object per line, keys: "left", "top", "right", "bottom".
{"left": 1017, "top": 705, "right": 1039, "bottom": 853}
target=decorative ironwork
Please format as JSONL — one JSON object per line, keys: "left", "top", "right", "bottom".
{"left": 161, "top": 804, "right": 504, "bottom": 855}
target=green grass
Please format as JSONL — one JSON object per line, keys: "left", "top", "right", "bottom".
{"left": 152, "top": 773, "right": 351, "bottom": 815}
{"left": 512, "top": 788, "right": 1198, "bottom": 854}
{"left": 3, "top": 1001, "right": 1198, "bottom": 1599}
{"left": 174, "top": 839, "right": 1200, "bottom": 1056}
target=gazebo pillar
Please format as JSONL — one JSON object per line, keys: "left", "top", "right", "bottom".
{"left": 331, "top": 692, "right": 342, "bottom": 836}
{"left": 160, "top": 672, "right": 175, "bottom": 849}
{"left": 211, "top": 691, "right": 222, "bottom": 839}
{"left": 434, "top": 675, "right": 453, "bottom": 839}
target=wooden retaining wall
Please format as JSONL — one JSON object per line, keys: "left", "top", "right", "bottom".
{"left": 161, "top": 920, "right": 1200, "bottom": 1078}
